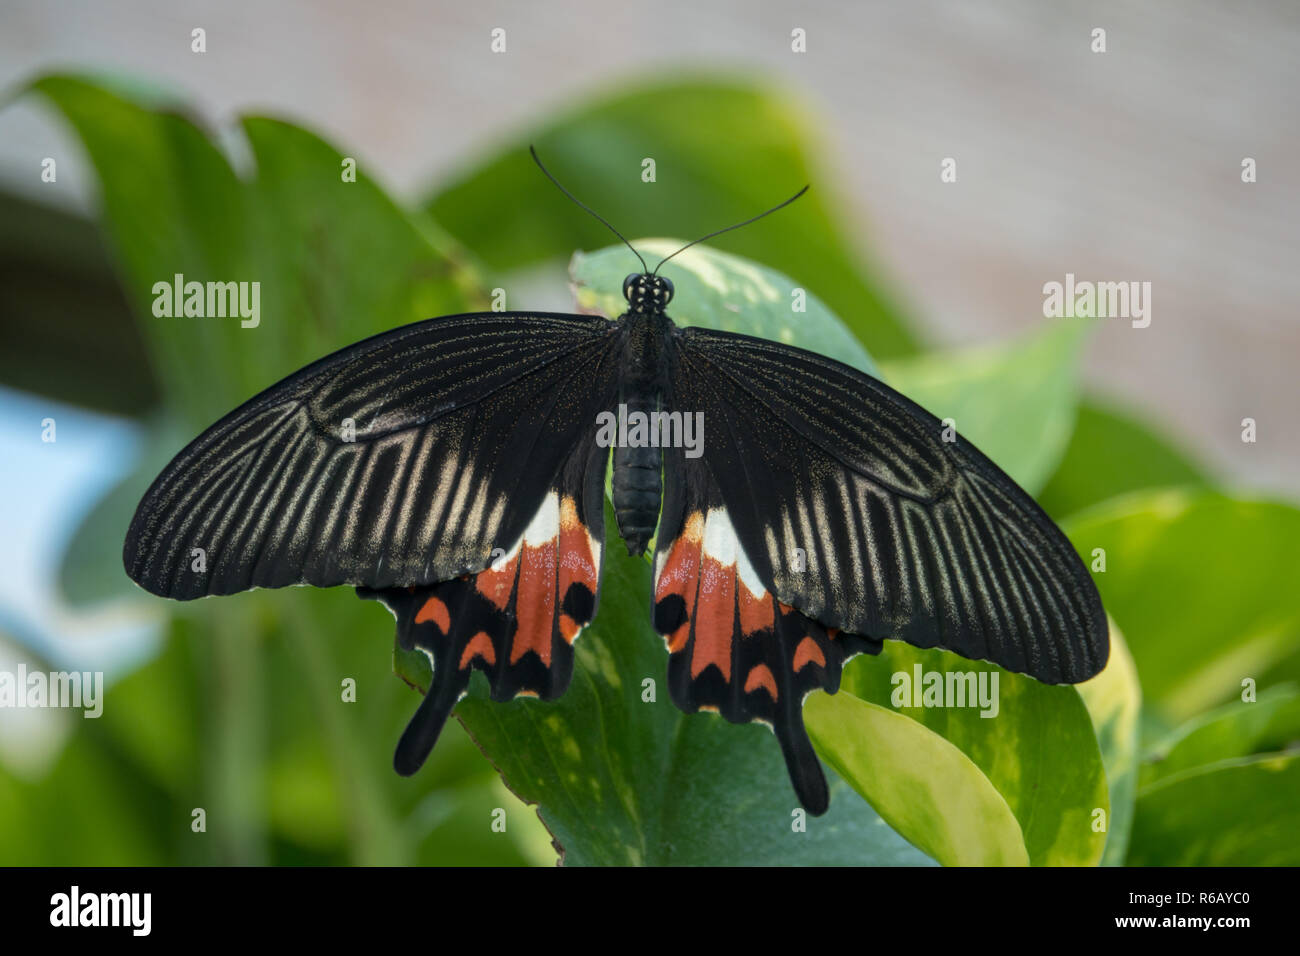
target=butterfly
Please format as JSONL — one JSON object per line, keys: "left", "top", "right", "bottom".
{"left": 123, "top": 150, "right": 1108, "bottom": 815}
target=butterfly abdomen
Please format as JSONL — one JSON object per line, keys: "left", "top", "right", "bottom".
{"left": 612, "top": 396, "right": 662, "bottom": 556}
{"left": 611, "top": 314, "right": 672, "bottom": 556}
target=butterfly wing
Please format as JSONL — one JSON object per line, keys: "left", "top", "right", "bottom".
{"left": 124, "top": 311, "right": 620, "bottom": 599}
{"left": 655, "top": 326, "right": 1108, "bottom": 812}
{"left": 668, "top": 326, "right": 1108, "bottom": 680}
{"left": 361, "top": 433, "right": 609, "bottom": 774}
{"left": 652, "top": 452, "right": 882, "bottom": 813}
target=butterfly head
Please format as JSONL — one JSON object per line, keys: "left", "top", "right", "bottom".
{"left": 623, "top": 273, "right": 674, "bottom": 315}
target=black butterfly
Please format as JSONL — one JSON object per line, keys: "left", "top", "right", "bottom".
{"left": 123, "top": 152, "right": 1108, "bottom": 815}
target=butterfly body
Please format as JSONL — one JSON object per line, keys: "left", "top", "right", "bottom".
{"left": 610, "top": 273, "right": 677, "bottom": 554}
{"left": 125, "top": 259, "right": 1107, "bottom": 816}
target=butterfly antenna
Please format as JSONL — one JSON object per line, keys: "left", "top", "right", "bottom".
{"left": 530, "top": 145, "right": 648, "bottom": 273}
{"left": 652, "top": 185, "right": 810, "bottom": 275}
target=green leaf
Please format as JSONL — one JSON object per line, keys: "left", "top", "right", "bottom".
{"left": 1128, "top": 753, "right": 1300, "bottom": 866}
{"left": 833, "top": 644, "right": 1108, "bottom": 866}
{"left": 804, "top": 691, "right": 1028, "bottom": 866}
{"left": 879, "top": 320, "right": 1091, "bottom": 495}
{"left": 1062, "top": 491, "right": 1300, "bottom": 723}
{"left": 571, "top": 239, "right": 877, "bottom": 375}
{"left": 1075, "top": 621, "right": 1142, "bottom": 865}
{"left": 1038, "top": 399, "right": 1209, "bottom": 520}
{"left": 1141, "top": 683, "right": 1300, "bottom": 787}
{"left": 423, "top": 76, "right": 917, "bottom": 358}
{"left": 28, "top": 73, "right": 483, "bottom": 428}
{"left": 453, "top": 510, "right": 935, "bottom": 866}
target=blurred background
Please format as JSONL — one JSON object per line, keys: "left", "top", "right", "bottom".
{"left": 0, "top": 1, "right": 1296, "bottom": 865}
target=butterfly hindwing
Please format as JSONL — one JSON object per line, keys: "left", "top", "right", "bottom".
{"left": 124, "top": 312, "right": 619, "bottom": 599}
{"left": 667, "top": 326, "right": 1108, "bottom": 685}
{"left": 653, "top": 452, "right": 883, "bottom": 814}
{"left": 360, "top": 435, "right": 609, "bottom": 775}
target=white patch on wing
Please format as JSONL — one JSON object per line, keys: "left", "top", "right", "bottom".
{"left": 734, "top": 540, "right": 766, "bottom": 598}
{"left": 702, "top": 507, "right": 766, "bottom": 597}
{"left": 522, "top": 490, "right": 560, "bottom": 546}
{"left": 702, "top": 507, "right": 736, "bottom": 565}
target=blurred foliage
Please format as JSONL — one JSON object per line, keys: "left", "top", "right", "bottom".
{"left": 424, "top": 77, "right": 917, "bottom": 360}
{"left": 1062, "top": 492, "right": 1300, "bottom": 727}
{"left": 0, "top": 191, "right": 153, "bottom": 414}
{"left": 829, "top": 637, "right": 1111, "bottom": 867}
{"left": 573, "top": 239, "right": 879, "bottom": 376}
{"left": 806, "top": 690, "right": 1029, "bottom": 866}
{"left": 1126, "top": 754, "right": 1300, "bottom": 866}
{"left": 1075, "top": 621, "right": 1143, "bottom": 866}
{"left": 1038, "top": 400, "right": 1209, "bottom": 520}
{"left": 1, "top": 71, "right": 1296, "bottom": 866}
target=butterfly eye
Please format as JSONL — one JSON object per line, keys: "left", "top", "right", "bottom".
{"left": 658, "top": 276, "right": 674, "bottom": 303}
{"left": 622, "top": 274, "right": 640, "bottom": 301}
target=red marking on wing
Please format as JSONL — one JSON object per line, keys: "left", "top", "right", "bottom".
{"left": 692, "top": 549, "right": 734, "bottom": 680}
{"left": 737, "top": 582, "right": 772, "bottom": 637}
{"left": 459, "top": 631, "right": 496, "bottom": 669}
{"left": 415, "top": 596, "right": 450, "bottom": 632}
{"left": 655, "top": 512, "right": 704, "bottom": 653}
{"left": 557, "top": 496, "right": 598, "bottom": 617}
{"left": 793, "top": 636, "right": 826, "bottom": 672}
{"left": 475, "top": 554, "right": 516, "bottom": 611}
{"left": 511, "top": 540, "right": 557, "bottom": 664}
{"left": 744, "top": 663, "right": 779, "bottom": 699}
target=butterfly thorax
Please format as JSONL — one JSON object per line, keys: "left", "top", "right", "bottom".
{"left": 612, "top": 274, "right": 676, "bottom": 555}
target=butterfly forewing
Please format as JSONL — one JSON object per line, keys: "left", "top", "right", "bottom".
{"left": 123, "top": 312, "right": 620, "bottom": 599}
{"left": 666, "top": 326, "right": 1108, "bottom": 685}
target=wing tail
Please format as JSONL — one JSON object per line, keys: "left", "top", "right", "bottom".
{"left": 652, "top": 458, "right": 881, "bottom": 814}
{"left": 362, "top": 440, "right": 608, "bottom": 775}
